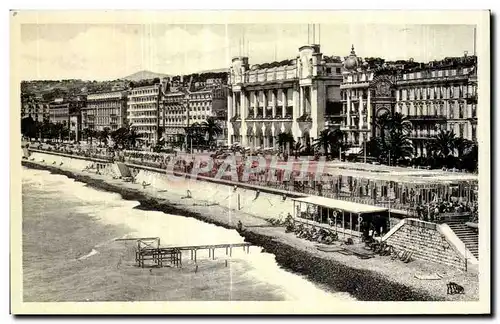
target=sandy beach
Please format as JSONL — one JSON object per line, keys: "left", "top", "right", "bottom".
{"left": 22, "top": 159, "right": 479, "bottom": 301}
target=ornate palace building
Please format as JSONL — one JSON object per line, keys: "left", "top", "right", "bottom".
{"left": 83, "top": 89, "right": 128, "bottom": 132}
{"left": 340, "top": 46, "right": 478, "bottom": 156}
{"left": 227, "top": 44, "right": 343, "bottom": 149}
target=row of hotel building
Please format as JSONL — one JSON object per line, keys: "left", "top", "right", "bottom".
{"left": 22, "top": 76, "right": 228, "bottom": 145}
{"left": 22, "top": 44, "right": 478, "bottom": 156}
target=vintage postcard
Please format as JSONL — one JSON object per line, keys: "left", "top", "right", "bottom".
{"left": 10, "top": 10, "right": 491, "bottom": 315}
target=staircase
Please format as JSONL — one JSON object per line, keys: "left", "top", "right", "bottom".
{"left": 447, "top": 222, "right": 479, "bottom": 260}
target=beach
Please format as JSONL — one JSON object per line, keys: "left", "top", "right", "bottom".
{"left": 22, "top": 167, "right": 354, "bottom": 302}
{"left": 22, "top": 158, "right": 479, "bottom": 301}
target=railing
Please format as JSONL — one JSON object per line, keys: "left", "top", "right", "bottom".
{"left": 26, "top": 146, "right": 475, "bottom": 218}
{"left": 434, "top": 212, "right": 471, "bottom": 224}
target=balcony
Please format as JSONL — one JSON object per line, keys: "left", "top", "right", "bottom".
{"left": 406, "top": 115, "right": 447, "bottom": 122}
{"left": 341, "top": 125, "right": 358, "bottom": 130}
{"left": 466, "top": 93, "right": 477, "bottom": 104}
{"left": 230, "top": 115, "right": 241, "bottom": 122}
{"left": 408, "top": 133, "right": 434, "bottom": 139}
{"left": 296, "top": 114, "right": 312, "bottom": 122}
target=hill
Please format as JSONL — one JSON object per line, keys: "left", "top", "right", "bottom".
{"left": 122, "top": 70, "right": 171, "bottom": 81}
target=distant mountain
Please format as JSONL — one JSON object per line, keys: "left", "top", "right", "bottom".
{"left": 194, "top": 68, "right": 229, "bottom": 74}
{"left": 123, "top": 70, "right": 171, "bottom": 81}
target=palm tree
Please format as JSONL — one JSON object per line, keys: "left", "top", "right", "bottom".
{"left": 201, "top": 117, "right": 222, "bottom": 148}
{"left": 292, "top": 142, "right": 304, "bottom": 159}
{"left": 388, "top": 112, "right": 412, "bottom": 135}
{"left": 383, "top": 131, "right": 414, "bottom": 165}
{"left": 277, "top": 132, "right": 294, "bottom": 153}
{"left": 428, "top": 129, "right": 456, "bottom": 159}
{"left": 313, "top": 129, "right": 331, "bottom": 155}
{"left": 462, "top": 142, "right": 478, "bottom": 172}
{"left": 361, "top": 138, "right": 384, "bottom": 162}
{"left": 328, "top": 128, "right": 346, "bottom": 159}
{"left": 453, "top": 137, "right": 473, "bottom": 158}
{"left": 127, "top": 127, "right": 140, "bottom": 149}
{"left": 99, "top": 127, "right": 111, "bottom": 146}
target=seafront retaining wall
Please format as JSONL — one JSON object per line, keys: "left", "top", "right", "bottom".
{"left": 382, "top": 218, "right": 478, "bottom": 270}
{"left": 22, "top": 154, "right": 479, "bottom": 301}
{"left": 26, "top": 150, "right": 297, "bottom": 221}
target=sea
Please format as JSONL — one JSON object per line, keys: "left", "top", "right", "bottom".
{"left": 22, "top": 166, "right": 354, "bottom": 302}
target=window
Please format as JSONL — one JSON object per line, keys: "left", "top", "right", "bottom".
{"left": 336, "top": 68, "right": 341, "bottom": 74}
{"left": 459, "top": 124, "right": 464, "bottom": 138}
{"left": 459, "top": 104, "right": 464, "bottom": 119}
{"left": 326, "top": 68, "right": 332, "bottom": 74}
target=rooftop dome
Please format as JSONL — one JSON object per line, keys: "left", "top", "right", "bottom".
{"left": 344, "top": 45, "right": 359, "bottom": 70}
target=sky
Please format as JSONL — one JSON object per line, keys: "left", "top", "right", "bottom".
{"left": 19, "top": 23, "right": 476, "bottom": 81}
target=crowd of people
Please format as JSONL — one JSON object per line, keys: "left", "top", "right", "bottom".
{"left": 415, "top": 199, "right": 478, "bottom": 223}
{"left": 27, "top": 140, "right": 479, "bottom": 225}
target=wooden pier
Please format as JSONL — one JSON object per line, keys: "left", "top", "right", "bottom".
{"left": 116, "top": 237, "right": 253, "bottom": 268}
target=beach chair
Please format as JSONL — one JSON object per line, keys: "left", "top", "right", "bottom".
{"left": 402, "top": 251, "right": 414, "bottom": 263}
{"left": 391, "top": 250, "right": 404, "bottom": 260}
{"left": 398, "top": 250, "right": 410, "bottom": 261}
{"left": 379, "top": 244, "right": 392, "bottom": 256}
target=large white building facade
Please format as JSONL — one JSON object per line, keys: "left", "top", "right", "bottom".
{"left": 159, "top": 76, "right": 228, "bottom": 145}
{"left": 127, "top": 84, "right": 161, "bottom": 144}
{"left": 340, "top": 46, "right": 478, "bottom": 156}
{"left": 84, "top": 90, "right": 128, "bottom": 132}
{"left": 227, "top": 44, "right": 343, "bottom": 149}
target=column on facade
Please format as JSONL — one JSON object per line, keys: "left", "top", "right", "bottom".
{"left": 346, "top": 90, "right": 351, "bottom": 129}
{"left": 271, "top": 124, "right": 276, "bottom": 148}
{"left": 254, "top": 91, "right": 258, "bottom": 118}
{"left": 367, "top": 90, "right": 372, "bottom": 138}
{"left": 308, "top": 86, "right": 313, "bottom": 115}
{"left": 228, "top": 92, "right": 233, "bottom": 118}
{"left": 262, "top": 125, "right": 268, "bottom": 148}
{"left": 299, "top": 86, "right": 304, "bottom": 116}
{"left": 272, "top": 90, "right": 276, "bottom": 118}
{"left": 263, "top": 91, "right": 267, "bottom": 118}
{"left": 358, "top": 94, "right": 364, "bottom": 129}
{"left": 292, "top": 85, "right": 300, "bottom": 139}
{"left": 282, "top": 89, "right": 287, "bottom": 118}
{"left": 241, "top": 91, "right": 248, "bottom": 147}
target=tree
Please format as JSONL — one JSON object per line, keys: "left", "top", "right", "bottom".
{"left": 201, "top": 117, "right": 222, "bottom": 148}
{"left": 383, "top": 131, "right": 414, "bottom": 165}
{"left": 361, "top": 138, "right": 384, "bottom": 161}
{"left": 277, "top": 132, "right": 294, "bottom": 154}
{"left": 461, "top": 142, "right": 478, "bottom": 172}
{"left": 313, "top": 129, "right": 331, "bottom": 155}
{"left": 387, "top": 112, "right": 412, "bottom": 135}
{"left": 99, "top": 127, "right": 111, "bottom": 146}
{"left": 453, "top": 137, "right": 473, "bottom": 159}
{"left": 291, "top": 142, "right": 304, "bottom": 159}
{"left": 21, "top": 116, "right": 36, "bottom": 139}
{"left": 127, "top": 128, "right": 140, "bottom": 149}
{"left": 111, "top": 127, "right": 129, "bottom": 148}
{"left": 428, "top": 129, "right": 456, "bottom": 159}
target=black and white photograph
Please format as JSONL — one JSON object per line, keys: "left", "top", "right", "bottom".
{"left": 10, "top": 10, "right": 491, "bottom": 315}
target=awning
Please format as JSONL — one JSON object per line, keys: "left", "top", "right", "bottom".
{"left": 292, "top": 196, "right": 388, "bottom": 214}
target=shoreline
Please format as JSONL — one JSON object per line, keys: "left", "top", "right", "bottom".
{"left": 22, "top": 160, "right": 478, "bottom": 301}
